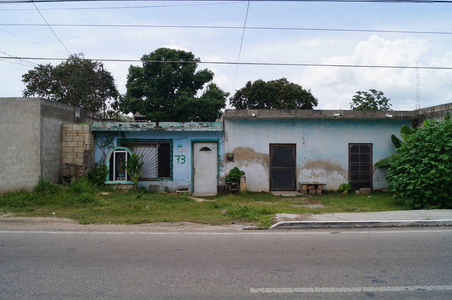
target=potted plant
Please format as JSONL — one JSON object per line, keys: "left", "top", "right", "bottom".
{"left": 225, "top": 167, "right": 245, "bottom": 192}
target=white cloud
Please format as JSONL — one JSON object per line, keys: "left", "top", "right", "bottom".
{"left": 299, "top": 35, "right": 442, "bottom": 110}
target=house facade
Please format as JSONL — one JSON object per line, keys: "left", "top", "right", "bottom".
{"left": 223, "top": 109, "right": 416, "bottom": 192}
{"left": 88, "top": 103, "right": 452, "bottom": 194}
{"left": 91, "top": 122, "right": 223, "bottom": 195}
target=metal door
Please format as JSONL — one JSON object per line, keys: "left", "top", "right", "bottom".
{"left": 193, "top": 142, "right": 218, "bottom": 195}
{"left": 270, "top": 144, "right": 296, "bottom": 191}
{"left": 349, "top": 143, "right": 373, "bottom": 189}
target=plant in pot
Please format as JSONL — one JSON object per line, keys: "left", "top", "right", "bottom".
{"left": 338, "top": 183, "right": 352, "bottom": 194}
{"left": 225, "top": 167, "right": 245, "bottom": 188}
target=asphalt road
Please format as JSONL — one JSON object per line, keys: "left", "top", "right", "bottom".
{"left": 1, "top": 228, "right": 452, "bottom": 299}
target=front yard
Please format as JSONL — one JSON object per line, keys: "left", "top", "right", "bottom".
{"left": 0, "top": 179, "right": 406, "bottom": 228}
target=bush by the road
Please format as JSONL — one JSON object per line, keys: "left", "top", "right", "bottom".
{"left": 386, "top": 117, "right": 452, "bottom": 209}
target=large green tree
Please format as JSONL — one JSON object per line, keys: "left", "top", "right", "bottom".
{"left": 350, "top": 89, "right": 392, "bottom": 111}
{"left": 22, "top": 54, "right": 119, "bottom": 115}
{"left": 230, "top": 78, "right": 318, "bottom": 109}
{"left": 386, "top": 115, "right": 452, "bottom": 209}
{"left": 120, "top": 48, "right": 228, "bottom": 122}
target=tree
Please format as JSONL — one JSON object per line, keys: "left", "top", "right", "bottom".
{"left": 22, "top": 54, "right": 119, "bottom": 115}
{"left": 350, "top": 89, "right": 392, "bottom": 111}
{"left": 386, "top": 115, "right": 452, "bottom": 209}
{"left": 230, "top": 78, "right": 318, "bottom": 109}
{"left": 119, "top": 48, "right": 228, "bottom": 122}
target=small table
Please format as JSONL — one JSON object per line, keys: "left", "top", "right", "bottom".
{"left": 299, "top": 182, "right": 326, "bottom": 195}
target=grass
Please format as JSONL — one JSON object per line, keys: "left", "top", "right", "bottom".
{"left": 0, "top": 178, "right": 407, "bottom": 228}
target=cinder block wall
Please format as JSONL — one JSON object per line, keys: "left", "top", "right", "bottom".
{"left": 0, "top": 98, "right": 41, "bottom": 192}
{"left": 61, "top": 124, "right": 95, "bottom": 181}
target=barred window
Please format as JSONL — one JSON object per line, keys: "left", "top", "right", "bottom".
{"left": 120, "top": 140, "right": 172, "bottom": 180}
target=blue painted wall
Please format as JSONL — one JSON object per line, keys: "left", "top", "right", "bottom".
{"left": 94, "top": 129, "right": 223, "bottom": 192}
{"left": 224, "top": 118, "right": 412, "bottom": 191}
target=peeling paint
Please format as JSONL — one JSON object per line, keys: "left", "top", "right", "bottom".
{"left": 297, "top": 160, "right": 348, "bottom": 190}
{"left": 299, "top": 159, "right": 346, "bottom": 174}
{"left": 91, "top": 122, "right": 222, "bottom": 132}
{"left": 232, "top": 147, "right": 269, "bottom": 169}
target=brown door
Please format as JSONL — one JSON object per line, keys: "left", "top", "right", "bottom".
{"left": 270, "top": 144, "right": 296, "bottom": 191}
{"left": 349, "top": 143, "right": 373, "bottom": 190}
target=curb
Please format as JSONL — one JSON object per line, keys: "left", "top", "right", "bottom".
{"left": 270, "top": 220, "right": 452, "bottom": 229}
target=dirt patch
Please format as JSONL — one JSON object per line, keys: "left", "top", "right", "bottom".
{"left": 0, "top": 215, "right": 245, "bottom": 232}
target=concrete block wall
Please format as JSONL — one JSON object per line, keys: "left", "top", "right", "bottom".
{"left": 0, "top": 98, "right": 41, "bottom": 192}
{"left": 61, "top": 124, "right": 95, "bottom": 181}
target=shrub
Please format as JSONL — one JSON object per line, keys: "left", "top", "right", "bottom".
{"left": 125, "top": 153, "right": 144, "bottom": 190}
{"left": 386, "top": 118, "right": 452, "bottom": 209}
{"left": 225, "top": 167, "right": 245, "bottom": 184}
{"left": 33, "top": 177, "right": 60, "bottom": 194}
{"left": 67, "top": 176, "right": 96, "bottom": 195}
{"left": 88, "top": 163, "right": 108, "bottom": 186}
{"left": 338, "top": 183, "right": 352, "bottom": 194}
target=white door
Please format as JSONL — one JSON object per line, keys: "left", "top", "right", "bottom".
{"left": 193, "top": 142, "right": 218, "bottom": 196}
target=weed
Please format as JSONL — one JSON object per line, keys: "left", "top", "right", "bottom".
{"left": 88, "top": 164, "right": 108, "bottom": 186}
{"left": 67, "top": 177, "right": 96, "bottom": 195}
{"left": 34, "top": 177, "right": 60, "bottom": 195}
{"left": 226, "top": 205, "right": 272, "bottom": 221}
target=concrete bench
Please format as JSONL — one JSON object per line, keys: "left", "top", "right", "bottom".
{"left": 299, "top": 182, "right": 326, "bottom": 195}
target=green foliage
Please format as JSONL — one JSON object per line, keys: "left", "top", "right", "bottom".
{"left": 350, "top": 89, "right": 392, "bottom": 111}
{"left": 22, "top": 53, "right": 119, "bottom": 115}
{"left": 230, "top": 78, "right": 318, "bottom": 109}
{"left": 225, "top": 205, "right": 271, "bottom": 222}
{"left": 88, "top": 164, "right": 108, "bottom": 186}
{"left": 120, "top": 48, "right": 228, "bottom": 122}
{"left": 225, "top": 167, "right": 245, "bottom": 184}
{"left": 125, "top": 153, "right": 144, "bottom": 190}
{"left": 375, "top": 125, "right": 413, "bottom": 168}
{"left": 33, "top": 177, "right": 60, "bottom": 195}
{"left": 338, "top": 183, "right": 352, "bottom": 194}
{"left": 386, "top": 118, "right": 452, "bottom": 209}
{"left": 391, "top": 134, "right": 402, "bottom": 149}
{"left": 67, "top": 177, "right": 96, "bottom": 195}
{"left": 400, "top": 125, "right": 413, "bottom": 140}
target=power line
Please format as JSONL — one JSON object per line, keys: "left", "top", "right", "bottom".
{"left": 1, "top": 23, "right": 451, "bottom": 36}
{"left": 0, "top": 2, "right": 243, "bottom": 10}
{"left": 0, "top": 0, "right": 451, "bottom": 3}
{"left": 31, "top": 2, "right": 71, "bottom": 54}
{"left": 1, "top": 55, "right": 451, "bottom": 70}
{"left": 232, "top": 1, "right": 250, "bottom": 92}
{"left": 0, "top": 28, "right": 68, "bottom": 55}
{"left": 0, "top": 51, "right": 38, "bottom": 67}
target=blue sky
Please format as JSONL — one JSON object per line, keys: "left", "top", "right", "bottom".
{"left": 1, "top": 0, "right": 451, "bottom": 110}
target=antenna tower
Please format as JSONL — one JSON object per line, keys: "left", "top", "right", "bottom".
{"left": 415, "top": 61, "right": 420, "bottom": 110}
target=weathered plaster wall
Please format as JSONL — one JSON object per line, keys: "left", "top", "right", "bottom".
{"left": 0, "top": 98, "right": 41, "bottom": 192}
{"left": 224, "top": 118, "right": 411, "bottom": 192}
{"left": 93, "top": 128, "right": 223, "bottom": 192}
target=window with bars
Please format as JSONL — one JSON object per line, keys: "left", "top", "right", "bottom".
{"left": 120, "top": 140, "right": 172, "bottom": 180}
{"left": 349, "top": 143, "right": 373, "bottom": 190}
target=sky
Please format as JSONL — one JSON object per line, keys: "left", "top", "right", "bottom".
{"left": 1, "top": 0, "right": 451, "bottom": 111}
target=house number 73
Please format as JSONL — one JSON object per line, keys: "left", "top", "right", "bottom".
{"left": 175, "top": 155, "right": 186, "bottom": 164}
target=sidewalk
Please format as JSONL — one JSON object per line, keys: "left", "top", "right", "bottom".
{"left": 271, "top": 209, "right": 452, "bottom": 229}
